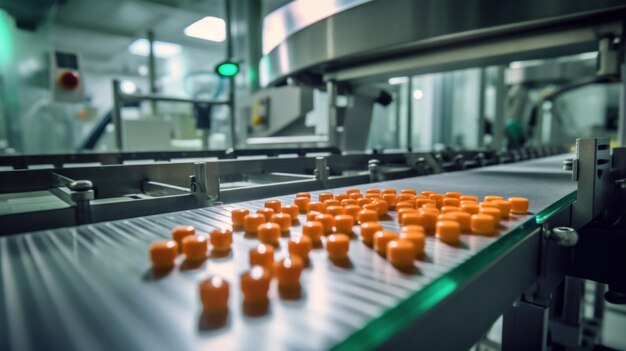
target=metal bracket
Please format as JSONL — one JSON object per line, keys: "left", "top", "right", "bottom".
{"left": 191, "top": 162, "right": 220, "bottom": 205}
{"left": 68, "top": 180, "right": 94, "bottom": 225}
{"left": 314, "top": 157, "right": 330, "bottom": 187}
{"left": 368, "top": 159, "right": 380, "bottom": 182}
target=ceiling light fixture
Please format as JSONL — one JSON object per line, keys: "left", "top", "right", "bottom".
{"left": 184, "top": 16, "right": 226, "bottom": 42}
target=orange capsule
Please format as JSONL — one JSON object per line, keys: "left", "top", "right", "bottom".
{"left": 480, "top": 201, "right": 500, "bottom": 210}
{"left": 509, "top": 197, "right": 529, "bottom": 214}
{"left": 281, "top": 204, "right": 299, "bottom": 220}
{"left": 375, "top": 200, "right": 389, "bottom": 216}
{"left": 288, "top": 236, "right": 312, "bottom": 261}
{"left": 265, "top": 200, "right": 282, "bottom": 212}
{"left": 275, "top": 256, "right": 303, "bottom": 288}
{"left": 340, "top": 199, "right": 358, "bottom": 207}
{"left": 428, "top": 194, "right": 444, "bottom": 209}
{"left": 344, "top": 205, "right": 362, "bottom": 220}
{"left": 231, "top": 209, "right": 249, "bottom": 228}
{"left": 172, "top": 225, "right": 195, "bottom": 249}
{"left": 382, "top": 188, "right": 397, "bottom": 194}
{"left": 418, "top": 209, "right": 438, "bottom": 234}
{"left": 436, "top": 220, "right": 460, "bottom": 245}
{"left": 307, "top": 211, "right": 323, "bottom": 221}
{"left": 420, "top": 206, "right": 440, "bottom": 214}
{"left": 149, "top": 240, "right": 178, "bottom": 269}
{"left": 323, "top": 199, "right": 340, "bottom": 208}
{"left": 335, "top": 194, "right": 349, "bottom": 202}
{"left": 421, "top": 202, "right": 438, "bottom": 210}
{"left": 270, "top": 213, "right": 292, "bottom": 233}
{"left": 363, "top": 203, "right": 380, "bottom": 215}
{"left": 256, "top": 208, "right": 275, "bottom": 221}
{"left": 494, "top": 200, "right": 512, "bottom": 218}
{"left": 326, "top": 234, "right": 350, "bottom": 260}
{"left": 442, "top": 197, "right": 460, "bottom": 207}
{"left": 318, "top": 192, "right": 334, "bottom": 202}
{"left": 350, "top": 193, "right": 364, "bottom": 199}
{"left": 366, "top": 194, "right": 382, "bottom": 201}
{"left": 448, "top": 211, "right": 471, "bottom": 231}
{"left": 199, "top": 276, "right": 229, "bottom": 313}
{"left": 302, "top": 221, "right": 324, "bottom": 244}
{"left": 307, "top": 202, "right": 325, "bottom": 213}
{"left": 296, "top": 192, "right": 311, "bottom": 199}
{"left": 326, "top": 205, "right": 346, "bottom": 216}
{"left": 334, "top": 214, "right": 355, "bottom": 234}
{"left": 358, "top": 209, "right": 378, "bottom": 224}
{"left": 360, "top": 222, "right": 382, "bottom": 246}
{"left": 441, "top": 206, "right": 463, "bottom": 214}
{"left": 182, "top": 235, "right": 207, "bottom": 261}
{"left": 399, "top": 231, "right": 425, "bottom": 257}
{"left": 396, "top": 201, "right": 415, "bottom": 211}
{"left": 397, "top": 193, "right": 415, "bottom": 202}
{"left": 374, "top": 230, "right": 398, "bottom": 256}
{"left": 240, "top": 266, "right": 271, "bottom": 304}
{"left": 471, "top": 214, "right": 496, "bottom": 235}
{"left": 210, "top": 228, "right": 233, "bottom": 253}
{"left": 397, "top": 208, "right": 417, "bottom": 223}
{"left": 421, "top": 190, "right": 436, "bottom": 196}
{"left": 346, "top": 188, "right": 361, "bottom": 195}
{"left": 484, "top": 195, "right": 503, "bottom": 202}
{"left": 387, "top": 239, "right": 416, "bottom": 269}
{"left": 258, "top": 222, "right": 281, "bottom": 247}
{"left": 416, "top": 198, "right": 436, "bottom": 208}
{"left": 382, "top": 194, "right": 398, "bottom": 209}
{"left": 357, "top": 198, "right": 372, "bottom": 206}
{"left": 249, "top": 244, "right": 275, "bottom": 271}
{"left": 400, "top": 189, "right": 417, "bottom": 195}
{"left": 460, "top": 195, "right": 478, "bottom": 203}
{"left": 461, "top": 203, "right": 480, "bottom": 215}
{"left": 401, "top": 212, "right": 422, "bottom": 226}
{"left": 445, "top": 191, "right": 462, "bottom": 198}
{"left": 401, "top": 225, "right": 425, "bottom": 234}
{"left": 366, "top": 188, "right": 381, "bottom": 194}
{"left": 315, "top": 214, "right": 335, "bottom": 234}
{"left": 437, "top": 213, "right": 459, "bottom": 222}
{"left": 244, "top": 214, "right": 266, "bottom": 235}
{"left": 480, "top": 207, "right": 502, "bottom": 223}
{"left": 294, "top": 197, "right": 311, "bottom": 214}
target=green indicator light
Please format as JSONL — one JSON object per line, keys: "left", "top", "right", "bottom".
{"left": 216, "top": 62, "right": 239, "bottom": 77}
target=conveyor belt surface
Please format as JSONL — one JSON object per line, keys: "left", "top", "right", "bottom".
{"left": 0, "top": 155, "right": 576, "bottom": 351}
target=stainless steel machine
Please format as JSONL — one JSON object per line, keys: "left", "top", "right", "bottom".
{"left": 1, "top": 0, "right": 626, "bottom": 350}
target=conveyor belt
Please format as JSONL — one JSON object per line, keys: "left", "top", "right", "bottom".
{"left": 0, "top": 155, "right": 576, "bottom": 351}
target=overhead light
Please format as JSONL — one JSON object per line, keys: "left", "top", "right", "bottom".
{"left": 413, "top": 89, "right": 424, "bottom": 100}
{"left": 120, "top": 80, "right": 137, "bottom": 95}
{"left": 184, "top": 16, "right": 226, "bottom": 42}
{"left": 128, "top": 39, "right": 181, "bottom": 58}
{"left": 388, "top": 76, "right": 408, "bottom": 85}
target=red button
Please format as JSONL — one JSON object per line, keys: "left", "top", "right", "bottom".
{"left": 58, "top": 71, "right": 80, "bottom": 90}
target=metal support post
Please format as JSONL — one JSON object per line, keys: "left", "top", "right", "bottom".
{"left": 477, "top": 67, "right": 487, "bottom": 148}
{"left": 314, "top": 157, "right": 330, "bottom": 187}
{"left": 225, "top": 0, "right": 236, "bottom": 148}
{"left": 406, "top": 76, "right": 413, "bottom": 149}
{"left": 327, "top": 80, "right": 338, "bottom": 147}
{"left": 493, "top": 66, "right": 506, "bottom": 150}
{"left": 147, "top": 30, "right": 157, "bottom": 116}
{"left": 112, "top": 79, "right": 123, "bottom": 151}
{"left": 68, "top": 180, "right": 94, "bottom": 225}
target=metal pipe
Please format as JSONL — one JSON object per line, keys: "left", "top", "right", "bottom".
{"left": 327, "top": 80, "right": 338, "bottom": 147}
{"left": 112, "top": 79, "right": 124, "bottom": 150}
{"left": 493, "top": 66, "right": 507, "bottom": 150}
{"left": 478, "top": 67, "right": 487, "bottom": 147}
{"left": 406, "top": 77, "right": 413, "bottom": 150}
{"left": 225, "top": 0, "right": 236, "bottom": 148}
{"left": 147, "top": 30, "right": 157, "bottom": 115}
{"left": 119, "top": 93, "right": 229, "bottom": 105}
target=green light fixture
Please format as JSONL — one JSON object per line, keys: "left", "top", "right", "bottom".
{"left": 215, "top": 60, "right": 239, "bottom": 77}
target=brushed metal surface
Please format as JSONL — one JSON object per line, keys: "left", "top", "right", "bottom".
{"left": 0, "top": 155, "right": 575, "bottom": 350}
{"left": 260, "top": 0, "right": 626, "bottom": 86}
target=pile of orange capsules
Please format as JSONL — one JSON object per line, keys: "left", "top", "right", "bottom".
{"left": 147, "top": 187, "right": 529, "bottom": 317}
